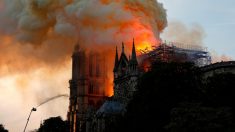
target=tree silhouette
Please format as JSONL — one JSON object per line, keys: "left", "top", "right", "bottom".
{"left": 37, "top": 116, "right": 69, "bottom": 132}
{"left": 0, "top": 124, "right": 8, "bottom": 132}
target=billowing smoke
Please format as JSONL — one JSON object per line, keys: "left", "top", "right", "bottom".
{"left": 210, "top": 50, "right": 233, "bottom": 63}
{"left": 0, "top": 0, "right": 168, "bottom": 75}
{"left": 161, "top": 21, "right": 232, "bottom": 62}
{"left": 0, "top": 0, "right": 167, "bottom": 131}
{"left": 1, "top": 0, "right": 167, "bottom": 47}
{"left": 161, "top": 21, "right": 206, "bottom": 46}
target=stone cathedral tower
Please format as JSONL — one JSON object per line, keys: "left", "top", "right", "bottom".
{"left": 67, "top": 44, "right": 108, "bottom": 132}
{"left": 113, "top": 39, "right": 139, "bottom": 105}
{"left": 85, "top": 39, "right": 140, "bottom": 132}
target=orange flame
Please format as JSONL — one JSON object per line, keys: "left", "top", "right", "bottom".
{"left": 106, "top": 82, "right": 114, "bottom": 97}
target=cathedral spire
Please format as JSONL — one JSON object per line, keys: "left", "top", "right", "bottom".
{"left": 122, "top": 42, "right": 125, "bottom": 53}
{"left": 131, "top": 38, "right": 137, "bottom": 61}
{"left": 115, "top": 46, "right": 119, "bottom": 62}
{"left": 129, "top": 38, "right": 138, "bottom": 70}
{"left": 113, "top": 46, "right": 119, "bottom": 72}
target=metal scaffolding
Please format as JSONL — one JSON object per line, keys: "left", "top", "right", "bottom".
{"left": 139, "top": 41, "right": 212, "bottom": 67}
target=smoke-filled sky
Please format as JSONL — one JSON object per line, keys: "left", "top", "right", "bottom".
{"left": 159, "top": 0, "right": 235, "bottom": 60}
{"left": 0, "top": 0, "right": 234, "bottom": 132}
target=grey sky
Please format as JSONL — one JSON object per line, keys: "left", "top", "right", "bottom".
{"left": 159, "top": 0, "right": 235, "bottom": 59}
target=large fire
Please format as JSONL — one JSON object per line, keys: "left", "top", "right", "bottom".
{"left": 0, "top": 0, "right": 167, "bottom": 131}
{"left": 0, "top": 1, "right": 231, "bottom": 131}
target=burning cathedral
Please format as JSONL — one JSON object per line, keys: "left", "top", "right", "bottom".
{"left": 67, "top": 38, "right": 213, "bottom": 132}
{"left": 67, "top": 39, "right": 139, "bottom": 132}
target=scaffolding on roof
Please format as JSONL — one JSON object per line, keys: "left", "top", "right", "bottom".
{"left": 139, "top": 41, "right": 212, "bottom": 67}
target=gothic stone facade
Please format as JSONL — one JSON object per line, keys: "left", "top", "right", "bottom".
{"left": 68, "top": 40, "right": 140, "bottom": 132}
{"left": 113, "top": 40, "right": 139, "bottom": 105}
{"left": 68, "top": 45, "right": 109, "bottom": 132}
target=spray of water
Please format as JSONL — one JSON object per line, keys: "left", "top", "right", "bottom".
{"left": 36, "top": 94, "right": 69, "bottom": 108}
{"left": 23, "top": 94, "right": 69, "bottom": 132}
